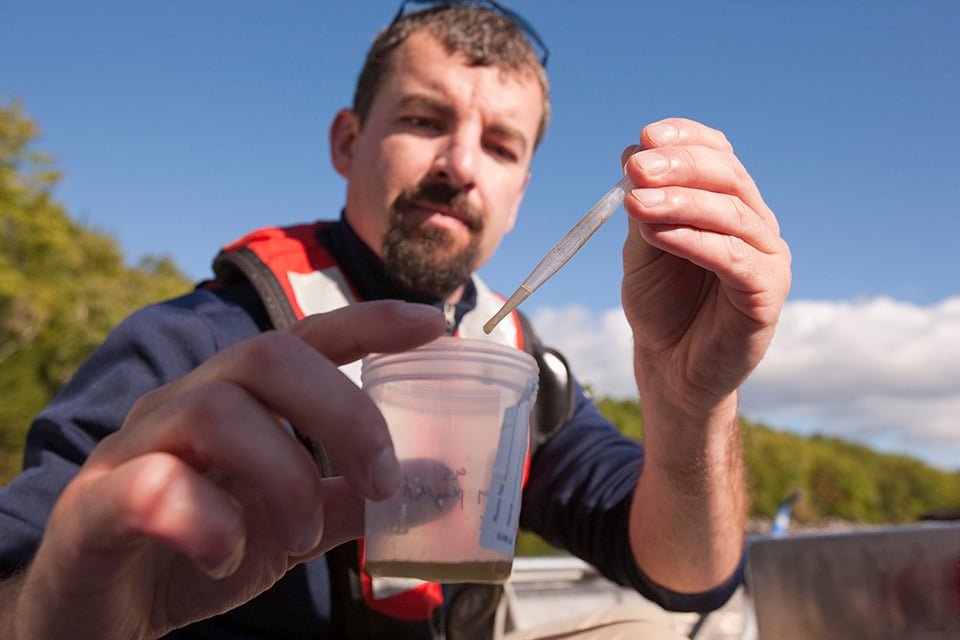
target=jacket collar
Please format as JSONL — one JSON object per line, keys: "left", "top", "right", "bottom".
{"left": 320, "top": 213, "right": 479, "bottom": 328}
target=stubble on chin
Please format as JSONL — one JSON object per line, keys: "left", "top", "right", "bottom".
{"left": 382, "top": 184, "right": 483, "bottom": 298}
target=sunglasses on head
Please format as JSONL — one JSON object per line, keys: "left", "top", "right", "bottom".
{"left": 390, "top": 0, "right": 550, "bottom": 67}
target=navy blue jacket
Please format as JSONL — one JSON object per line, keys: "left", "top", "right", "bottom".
{"left": 0, "top": 219, "right": 743, "bottom": 637}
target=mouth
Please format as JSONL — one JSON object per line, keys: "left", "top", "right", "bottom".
{"left": 393, "top": 182, "right": 484, "bottom": 236}
{"left": 407, "top": 201, "right": 475, "bottom": 232}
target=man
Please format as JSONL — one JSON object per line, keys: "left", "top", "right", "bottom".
{"left": 0, "top": 3, "right": 791, "bottom": 639}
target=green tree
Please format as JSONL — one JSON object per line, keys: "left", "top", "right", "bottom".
{"left": 0, "top": 101, "right": 192, "bottom": 483}
{"left": 594, "top": 396, "right": 644, "bottom": 441}
{"left": 742, "top": 420, "right": 809, "bottom": 518}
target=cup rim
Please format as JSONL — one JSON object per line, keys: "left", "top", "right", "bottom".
{"left": 361, "top": 336, "right": 539, "bottom": 389}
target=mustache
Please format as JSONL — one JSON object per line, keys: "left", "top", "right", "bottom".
{"left": 393, "top": 182, "right": 484, "bottom": 232}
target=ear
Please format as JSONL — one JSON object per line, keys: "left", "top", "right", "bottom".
{"left": 330, "top": 109, "right": 361, "bottom": 179}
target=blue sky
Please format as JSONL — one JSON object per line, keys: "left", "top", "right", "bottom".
{"left": 2, "top": 1, "right": 959, "bottom": 469}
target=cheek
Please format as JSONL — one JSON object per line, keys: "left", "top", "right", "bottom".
{"left": 486, "top": 205, "right": 516, "bottom": 238}
{"left": 487, "top": 174, "right": 525, "bottom": 233}
{"left": 351, "top": 145, "right": 410, "bottom": 221}
{"left": 378, "top": 137, "right": 434, "bottom": 188}
{"left": 477, "top": 189, "right": 522, "bottom": 259}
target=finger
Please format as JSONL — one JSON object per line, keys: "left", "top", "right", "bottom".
{"left": 289, "top": 300, "right": 447, "bottom": 365}
{"left": 95, "top": 382, "right": 327, "bottom": 555}
{"left": 61, "top": 452, "right": 247, "bottom": 581}
{"left": 624, "top": 144, "right": 779, "bottom": 235}
{"left": 624, "top": 186, "right": 785, "bottom": 257}
{"left": 631, "top": 220, "right": 788, "bottom": 297}
{"left": 627, "top": 118, "right": 780, "bottom": 234}
{"left": 640, "top": 118, "right": 735, "bottom": 154}
{"left": 127, "top": 301, "right": 444, "bottom": 423}
{"left": 125, "top": 300, "right": 446, "bottom": 502}
{"left": 217, "top": 302, "right": 445, "bottom": 500}
{"left": 295, "top": 462, "right": 465, "bottom": 564}
{"left": 20, "top": 456, "right": 245, "bottom": 640}
{"left": 301, "top": 476, "right": 365, "bottom": 559}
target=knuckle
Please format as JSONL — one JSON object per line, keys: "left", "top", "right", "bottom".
{"left": 274, "top": 460, "right": 319, "bottom": 513}
{"left": 715, "top": 129, "right": 734, "bottom": 153}
{"left": 178, "top": 381, "right": 251, "bottom": 430}
{"left": 730, "top": 197, "right": 753, "bottom": 232}
{"left": 244, "top": 330, "right": 304, "bottom": 371}
{"left": 674, "top": 146, "right": 699, "bottom": 174}
{"left": 336, "top": 389, "right": 388, "bottom": 444}
{"left": 662, "top": 186, "right": 688, "bottom": 210}
{"left": 728, "top": 154, "right": 750, "bottom": 186}
{"left": 321, "top": 391, "right": 391, "bottom": 462}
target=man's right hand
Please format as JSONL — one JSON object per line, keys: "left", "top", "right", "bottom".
{"left": 6, "top": 300, "right": 446, "bottom": 640}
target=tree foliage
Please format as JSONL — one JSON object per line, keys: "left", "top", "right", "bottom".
{"left": 742, "top": 422, "right": 960, "bottom": 524}
{"left": 0, "top": 101, "right": 192, "bottom": 482}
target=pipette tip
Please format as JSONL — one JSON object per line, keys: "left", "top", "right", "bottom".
{"left": 483, "top": 285, "right": 532, "bottom": 334}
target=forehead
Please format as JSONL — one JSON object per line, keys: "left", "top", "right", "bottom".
{"left": 375, "top": 32, "right": 543, "bottom": 141}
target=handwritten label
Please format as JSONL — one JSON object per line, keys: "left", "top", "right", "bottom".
{"left": 401, "top": 467, "right": 466, "bottom": 512}
{"left": 387, "top": 464, "right": 465, "bottom": 534}
{"left": 479, "top": 397, "right": 531, "bottom": 555}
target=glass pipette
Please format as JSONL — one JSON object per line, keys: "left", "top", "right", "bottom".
{"left": 483, "top": 175, "right": 633, "bottom": 334}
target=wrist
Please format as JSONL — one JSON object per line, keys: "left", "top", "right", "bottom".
{"left": 635, "top": 361, "right": 743, "bottom": 494}
{"left": 634, "top": 356, "right": 741, "bottom": 434}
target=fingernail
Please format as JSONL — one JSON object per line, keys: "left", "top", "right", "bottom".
{"left": 647, "top": 122, "right": 678, "bottom": 145}
{"left": 639, "top": 152, "right": 668, "bottom": 177}
{"left": 371, "top": 446, "right": 402, "bottom": 498}
{"left": 634, "top": 188, "right": 665, "bottom": 207}
{"left": 397, "top": 302, "right": 442, "bottom": 321}
{"left": 202, "top": 539, "right": 245, "bottom": 580}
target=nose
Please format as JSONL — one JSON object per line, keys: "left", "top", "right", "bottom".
{"left": 431, "top": 129, "right": 477, "bottom": 191}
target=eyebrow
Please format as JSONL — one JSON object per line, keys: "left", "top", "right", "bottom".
{"left": 395, "top": 94, "right": 531, "bottom": 155}
{"left": 395, "top": 94, "right": 455, "bottom": 120}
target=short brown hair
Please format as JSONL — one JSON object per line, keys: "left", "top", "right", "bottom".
{"left": 352, "top": 5, "right": 551, "bottom": 148}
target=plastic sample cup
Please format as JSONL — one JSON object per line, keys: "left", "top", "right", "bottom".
{"left": 361, "top": 337, "right": 539, "bottom": 584}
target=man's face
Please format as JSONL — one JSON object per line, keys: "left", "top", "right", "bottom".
{"left": 331, "top": 30, "right": 543, "bottom": 299}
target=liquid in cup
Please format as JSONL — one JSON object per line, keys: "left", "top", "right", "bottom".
{"left": 361, "top": 337, "right": 539, "bottom": 584}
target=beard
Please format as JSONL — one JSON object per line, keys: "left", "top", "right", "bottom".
{"left": 382, "top": 182, "right": 484, "bottom": 299}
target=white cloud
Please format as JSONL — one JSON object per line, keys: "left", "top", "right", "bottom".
{"left": 530, "top": 305, "right": 635, "bottom": 398}
{"left": 530, "top": 297, "right": 960, "bottom": 471}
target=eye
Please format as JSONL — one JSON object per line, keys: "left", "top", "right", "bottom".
{"left": 400, "top": 115, "right": 445, "bottom": 133}
{"left": 485, "top": 140, "right": 519, "bottom": 163}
